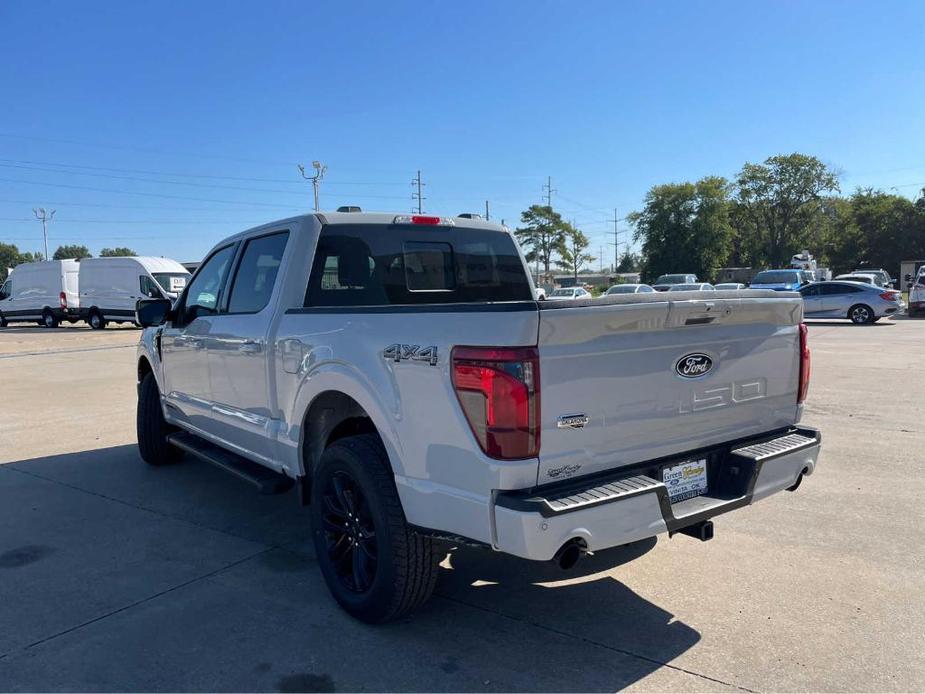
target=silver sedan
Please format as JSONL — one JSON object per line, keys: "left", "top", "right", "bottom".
{"left": 799, "top": 281, "right": 904, "bottom": 324}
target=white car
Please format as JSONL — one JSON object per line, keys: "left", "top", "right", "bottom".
{"left": 834, "top": 273, "right": 882, "bottom": 287}
{"left": 714, "top": 282, "right": 747, "bottom": 290}
{"left": 79, "top": 256, "right": 190, "bottom": 329}
{"left": 548, "top": 286, "right": 591, "bottom": 300}
{"left": 604, "top": 283, "right": 655, "bottom": 295}
{"left": 908, "top": 268, "right": 925, "bottom": 317}
{"left": 668, "top": 283, "right": 715, "bottom": 291}
{"left": 0, "top": 260, "right": 80, "bottom": 328}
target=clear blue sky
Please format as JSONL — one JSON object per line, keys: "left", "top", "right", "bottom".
{"left": 2, "top": 0, "right": 924, "bottom": 264}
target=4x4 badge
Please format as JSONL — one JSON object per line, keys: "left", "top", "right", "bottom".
{"left": 383, "top": 344, "right": 439, "bottom": 366}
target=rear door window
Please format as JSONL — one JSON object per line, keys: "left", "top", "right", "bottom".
{"left": 305, "top": 224, "right": 532, "bottom": 307}
{"left": 227, "top": 231, "right": 289, "bottom": 313}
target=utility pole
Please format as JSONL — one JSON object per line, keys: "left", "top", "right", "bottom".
{"left": 298, "top": 161, "right": 327, "bottom": 211}
{"left": 32, "top": 207, "right": 55, "bottom": 260}
{"left": 411, "top": 170, "right": 425, "bottom": 214}
{"left": 609, "top": 207, "right": 620, "bottom": 272}
{"left": 484, "top": 200, "right": 490, "bottom": 221}
{"left": 543, "top": 176, "right": 556, "bottom": 208}
{"left": 600, "top": 246, "right": 604, "bottom": 273}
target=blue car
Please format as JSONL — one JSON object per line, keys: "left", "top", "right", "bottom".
{"left": 749, "top": 269, "right": 812, "bottom": 291}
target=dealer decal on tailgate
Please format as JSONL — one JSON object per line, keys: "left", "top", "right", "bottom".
{"left": 662, "top": 459, "right": 708, "bottom": 503}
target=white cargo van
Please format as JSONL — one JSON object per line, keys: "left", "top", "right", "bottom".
{"left": 79, "top": 257, "right": 190, "bottom": 329}
{"left": 0, "top": 260, "right": 81, "bottom": 328}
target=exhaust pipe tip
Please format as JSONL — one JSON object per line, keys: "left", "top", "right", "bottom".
{"left": 553, "top": 539, "right": 586, "bottom": 570}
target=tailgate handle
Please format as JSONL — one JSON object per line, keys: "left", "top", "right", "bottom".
{"left": 685, "top": 315, "right": 717, "bottom": 325}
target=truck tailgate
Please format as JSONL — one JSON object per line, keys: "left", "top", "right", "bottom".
{"left": 536, "top": 291, "right": 803, "bottom": 482}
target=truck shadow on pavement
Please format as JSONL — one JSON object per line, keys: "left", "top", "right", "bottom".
{"left": 0, "top": 445, "right": 702, "bottom": 693}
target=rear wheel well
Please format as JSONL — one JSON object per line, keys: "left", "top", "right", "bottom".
{"left": 138, "top": 357, "right": 153, "bottom": 384}
{"left": 301, "top": 391, "right": 384, "bottom": 482}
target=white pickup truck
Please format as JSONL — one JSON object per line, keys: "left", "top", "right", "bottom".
{"left": 135, "top": 211, "right": 821, "bottom": 623}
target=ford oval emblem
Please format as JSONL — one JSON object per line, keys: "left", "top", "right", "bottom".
{"left": 676, "top": 353, "right": 713, "bottom": 378}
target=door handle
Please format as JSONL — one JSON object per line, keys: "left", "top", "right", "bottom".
{"left": 239, "top": 340, "right": 263, "bottom": 354}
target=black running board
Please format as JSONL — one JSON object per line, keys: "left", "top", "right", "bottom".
{"left": 167, "top": 431, "right": 294, "bottom": 495}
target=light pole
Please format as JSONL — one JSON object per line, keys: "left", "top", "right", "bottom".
{"left": 298, "top": 161, "right": 327, "bottom": 211}
{"left": 32, "top": 207, "right": 55, "bottom": 260}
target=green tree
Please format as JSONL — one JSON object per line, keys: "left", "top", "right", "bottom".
{"left": 556, "top": 224, "right": 595, "bottom": 280}
{"left": 514, "top": 204, "right": 567, "bottom": 279}
{"left": 734, "top": 153, "right": 840, "bottom": 267}
{"left": 99, "top": 247, "right": 137, "bottom": 257}
{"left": 53, "top": 244, "right": 92, "bottom": 260}
{"left": 0, "top": 243, "right": 21, "bottom": 282}
{"left": 616, "top": 250, "right": 641, "bottom": 273}
{"left": 629, "top": 176, "right": 734, "bottom": 282}
{"left": 845, "top": 188, "right": 924, "bottom": 276}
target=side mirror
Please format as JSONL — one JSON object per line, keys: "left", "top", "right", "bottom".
{"left": 136, "top": 298, "right": 172, "bottom": 327}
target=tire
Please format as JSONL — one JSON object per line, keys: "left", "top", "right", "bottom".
{"left": 0, "top": 314, "right": 6, "bottom": 328}
{"left": 310, "top": 434, "right": 439, "bottom": 623}
{"left": 848, "top": 304, "right": 875, "bottom": 324}
{"left": 88, "top": 310, "right": 107, "bottom": 330}
{"left": 42, "top": 310, "right": 58, "bottom": 328}
{"left": 136, "top": 372, "right": 182, "bottom": 465}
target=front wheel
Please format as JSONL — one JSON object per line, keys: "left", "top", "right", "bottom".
{"left": 42, "top": 310, "right": 58, "bottom": 328}
{"left": 848, "top": 304, "right": 875, "bottom": 324}
{"left": 310, "top": 434, "right": 439, "bottom": 623}
{"left": 0, "top": 314, "right": 6, "bottom": 328}
{"left": 136, "top": 372, "right": 182, "bottom": 465}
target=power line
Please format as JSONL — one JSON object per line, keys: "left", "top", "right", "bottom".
{"left": 0, "top": 158, "right": 405, "bottom": 186}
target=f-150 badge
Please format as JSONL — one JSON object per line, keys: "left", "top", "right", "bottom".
{"left": 383, "top": 344, "right": 439, "bottom": 366}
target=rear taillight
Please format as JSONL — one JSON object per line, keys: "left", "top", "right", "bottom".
{"left": 879, "top": 291, "right": 900, "bottom": 301}
{"left": 59, "top": 291, "right": 67, "bottom": 310}
{"left": 451, "top": 346, "right": 540, "bottom": 460}
{"left": 798, "top": 323, "right": 811, "bottom": 404}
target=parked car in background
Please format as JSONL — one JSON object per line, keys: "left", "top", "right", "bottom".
{"left": 908, "top": 267, "right": 925, "bottom": 317}
{"left": 668, "top": 283, "right": 714, "bottom": 291}
{"left": 79, "top": 257, "right": 190, "bottom": 329}
{"left": 852, "top": 268, "right": 894, "bottom": 288}
{"left": 714, "top": 282, "right": 747, "bottom": 290}
{"left": 834, "top": 273, "right": 877, "bottom": 285}
{"left": 799, "top": 280, "right": 904, "bottom": 324}
{"left": 749, "top": 269, "right": 808, "bottom": 291}
{"left": 652, "top": 273, "right": 698, "bottom": 291}
{"left": 604, "top": 283, "right": 655, "bottom": 295}
{"left": 548, "top": 286, "right": 591, "bottom": 300}
{"left": 0, "top": 260, "right": 80, "bottom": 328}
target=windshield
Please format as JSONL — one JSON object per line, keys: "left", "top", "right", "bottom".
{"left": 152, "top": 272, "right": 190, "bottom": 294}
{"left": 655, "top": 274, "right": 691, "bottom": 284}
{"left": 550, "top": 288, "right": 574, "bottom": 297}
{"left": 752, "top": 270, "right": 799, "bottom": 284}
{"left": 606, "top": 285, "right": 636, "bottom": 294}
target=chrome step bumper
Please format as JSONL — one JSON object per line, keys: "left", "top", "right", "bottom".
{"left": 492, "top": 426, "right": 821, "bottom": 561}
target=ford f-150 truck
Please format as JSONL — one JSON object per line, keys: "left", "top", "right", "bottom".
{"left": 135, "top": 211, "right": 821, "bottom": 623}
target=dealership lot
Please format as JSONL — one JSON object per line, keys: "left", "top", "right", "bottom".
{"left": 0, "top": 319, "right": 923, "bottom": 692}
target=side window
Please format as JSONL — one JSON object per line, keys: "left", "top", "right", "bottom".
{"left": 182, "top": 245, "right": 236, "bottom": 323}
{"left": 0, "top": 280, "right": 10, "bottom": 300}
{"left": 800, "top": 285, "right": 820, "bottom": 297}
{"left": 139, "top": 275, "right": 162, "bottom": 298}
{"left": 227, "top": 231, "right": 289, "bottom": 314}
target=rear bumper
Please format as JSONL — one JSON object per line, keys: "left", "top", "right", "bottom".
{"left": 493, "top": 427, "right": 821, "bottom": 560}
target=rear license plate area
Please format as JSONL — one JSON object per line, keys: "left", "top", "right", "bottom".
{"left": 662, "top": 458, "right": 708, "bottom": 503}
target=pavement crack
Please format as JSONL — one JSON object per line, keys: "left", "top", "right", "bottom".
{"left": 435, "top": 592, "right": 758, "bottom": 693}
{"left": 0, "top": 547, "right": 275, "bottom": 661}
{"left": 4, "top": 464, "right": 276, "bottom": 548}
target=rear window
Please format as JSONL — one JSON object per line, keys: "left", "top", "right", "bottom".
{"left": 655, "top": 274, "right": 691, "bottom": 284}
{"left": 305, "top": 224, "right": 532, "bottom": 306}
{"left": 753, "top": 271, "right": 799, "bottom": 284}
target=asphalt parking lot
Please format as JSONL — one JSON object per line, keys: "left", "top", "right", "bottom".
{"left": 1, "top": 317, "right": 923, "bottom": 692}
